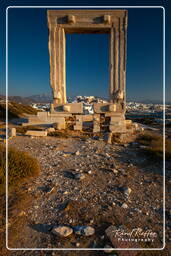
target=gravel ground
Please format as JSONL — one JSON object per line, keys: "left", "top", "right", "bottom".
{"left": 3, "top": 134, "right": 170, "bottom": 255}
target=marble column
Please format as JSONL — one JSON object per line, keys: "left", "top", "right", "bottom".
{"left": 48, "top": 26, "right": 66, "bottom": 106}
{"left": 109, "top": 15, "right": 127, "bottom": 105}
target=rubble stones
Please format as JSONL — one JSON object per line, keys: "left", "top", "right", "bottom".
{"left": 7, "top": 135, "right": 164, "bottom": 250}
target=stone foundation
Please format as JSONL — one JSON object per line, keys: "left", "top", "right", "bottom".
{"left": 22, "top": 102, "right": 137, "bottom": 136}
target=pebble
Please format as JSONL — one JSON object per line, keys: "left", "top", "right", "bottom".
{"left": 124, "top": 187, "right": 132, "bottom": 196}
{"left": 75, "top": 173, "right": 85, "bottom": 180}
{"left": 46, "top": 187, "right": 55, "bottom": 194}
{"left": 75, "top": 150, "right": 80, "bottom": 155}
{"left": 18, "top": 210, "right": 26, "bottom": 217}
{"left": 106, "top": 153, "right": 110, "bottom": 158}
{"left": 63, "top": 191, "right": 69, "bottom": 194}
{"left": 52, "top": 225, "right": 73, "bottom": 237}
{"left": 121, "top": 203, "right": 128, "bottom": 209}
{"left": 74, "top": 226, "right": 95, "bottom": 236}
{"left": 112, "top": 169, "right": 118, "bottom": 174}
{"left": 104, "top": 245, "right": 114, "bottom": 253}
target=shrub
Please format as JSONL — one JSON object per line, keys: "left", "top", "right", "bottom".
{"left": 137, "top": 131, "right": 171, "bottom": 160}
{"left": 0, "top": 144, "right": 40, "bottom": 193}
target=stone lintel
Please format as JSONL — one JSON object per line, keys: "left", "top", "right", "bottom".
{"left": 48, "top": 10, "right": 127, "bottom": 28}
{"left": 55, "top": 103, "right": 83, "bottom": 113}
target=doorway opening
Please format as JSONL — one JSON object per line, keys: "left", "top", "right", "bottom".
{"left": 66, "top": 33, "right": 109, "bottom": 115}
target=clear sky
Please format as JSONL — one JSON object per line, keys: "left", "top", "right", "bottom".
{"left": 0, "top": 0, "right": 171, "bottom": 102}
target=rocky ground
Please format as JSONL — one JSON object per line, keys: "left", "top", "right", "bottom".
{"left": 1, "top": 132, "right": 171, "bottom": 255}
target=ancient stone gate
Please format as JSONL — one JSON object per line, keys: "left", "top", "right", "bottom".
{"left": 47, "top": 9, "right": 127, "bottom": 107}
{"left": 24, "top": 10, "right": 135, "bottom": 134}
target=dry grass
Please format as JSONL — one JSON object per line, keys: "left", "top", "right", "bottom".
{"left": 137, "top": 131, "right": 171, "bottom": 160}
{"left": 0, "top": 144, "right": 40, "bottom": 194}
{"left": 0, "top": 101, "right": 38, "bottom": 119}
{"left": 0, "top": 144, "right": 40, "bottom": 254}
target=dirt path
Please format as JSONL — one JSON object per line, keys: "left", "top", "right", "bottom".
{"left": 4, "top": 135, "right": 170, "bottom": 255}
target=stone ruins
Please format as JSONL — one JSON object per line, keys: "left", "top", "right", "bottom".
{"left": 24, "top": 10, "right": 136, "bottom": 134}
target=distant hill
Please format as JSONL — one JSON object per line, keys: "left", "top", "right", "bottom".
{"left": 27, "top": 93, "right": 52, "bottom": 103}
{"left": 0, "top": 93, "right": 53, "bottom": 105}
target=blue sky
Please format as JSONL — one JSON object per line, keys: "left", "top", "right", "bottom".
{"left": 0, "top": 0, "right": 171, "bottom": 102}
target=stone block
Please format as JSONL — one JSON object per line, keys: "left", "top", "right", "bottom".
{"left": 82, "top": 115, "right": 93, "bottom": 122}
{"left": 55, "top": 103, "right": 83, "bottom": 113}
{"left": 9, "top": 128, "right": 16, "bottom": 137}
{"left": 48, "top": 112, "right": 72, "bottom": 117}
{"left": 105, "top": 112, "right": 125, "bottom": 118}
{"left": 75, "top": 115, "right": 83, "bottom": 122}
{"left": 93, "top": 103, "right": 109, "bottom": 113}
{"left": 53, "top": 122, "right": 66, "bottom": 130}
{"left": 63, "top": 105, "right": 71, "bottom": 112}
{"left": 37, "top": 112, "right": 48, "bottom": 118}
{"left": 67, "top": 14, "right": 76, "bottom": 24}
{"left": 50, "top": 103, "right": 55, "bottom": 112}
{"left": 94, "top": 103, "right": 122, "bottom": 113}
{"left": 25, "top": 130, "right": 47, "bottom": 137}
{"left": 49, "top": 116, "right": 65, "bottom": 123}
{"left": 110, "top": 115, "right": 125, "bottom": 122}
{"left": 47, "top": 127, "right": 55, "bottom": 132}
{"left": 74, "top": 125, "right": 82, "bottom": 131}
{"left": 109, "top": 104, "right": 116, "bottom": 112}
{"left": 133, "top": 123, "right": 139, "bottom": 129}
{"left": 110, "top": 121, "right": 126, "bottom": 126}
{"left": 93, "top": 126, "right": 100, "bottom": 133}
{"left": 93, "top": 114, "right": 100, "bottom": 121}
{"left": 125, "top": 120, "right": 132, "bottom": 126}
{"left": 107, "top": 132, "right": 113, "bottom": 144}
{"left": 103, "top": 14, "right": 111, "bottom": 24}
{"left": 109, "top": 125, "right": 126, "bottom": 133}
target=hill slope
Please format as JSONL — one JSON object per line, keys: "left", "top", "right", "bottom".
{"left": 0, "top": 101, "right": 38, "bottom": 119}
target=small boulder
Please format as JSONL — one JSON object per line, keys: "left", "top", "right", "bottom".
{"left": 74, "top": 226, "right": 95, "bottom": 236}
{"left": 52, "top": 225, "right": 73, "bottom": 237}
